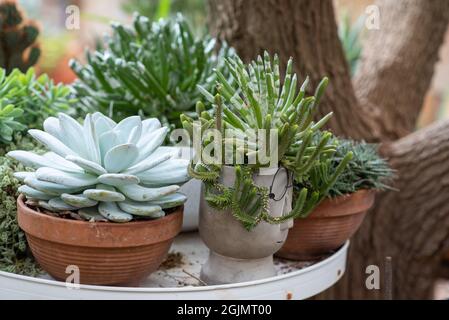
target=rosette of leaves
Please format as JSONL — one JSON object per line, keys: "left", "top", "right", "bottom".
{"left": 297, "top": 136, "right": 394, "bottom": 200}
{"left": 182, "top": 52, "right": 352, "bottom": 229}
{"left": 0, "top": 0, "right": 40, "bottom": 74}
{"left": 0, "top": 68, "right": 77, "bottom": 145}
{"left": 8, "top": 113, "right": 190, "bottom": 223}
{"left": 70, "top": 13, "right": 234, "bottom": 127}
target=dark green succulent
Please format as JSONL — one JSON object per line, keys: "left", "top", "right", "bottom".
{"left": 0, "top": 103, "right": 24, "bottom": 144}
{"left": 0, "top": 0, "right": 40, "bottom": 74}
{"left": 296, "top": 135, "right": 394, "bottom": 201}
{"left": 70, "top": 13, "right": 234, "bottom": 128}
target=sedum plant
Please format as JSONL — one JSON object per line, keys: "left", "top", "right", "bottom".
{"left": 1, "top": 136, "right": 42, "bottom": 275}
{"left": 0, "top": 68, "right": 76, "bottom": 145}
{"left": 8, "top": 113, "right": 190, "bottom": 223}
{"left": 0, "top": 1, "right": 40, "bottom": 74}
{"left": 182, "top": 52, "right": 352, "bottom": 229}
{"left": 70, "top": 13, "right": 233, "bottom": 127}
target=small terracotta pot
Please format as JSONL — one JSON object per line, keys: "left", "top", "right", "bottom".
{"left": 17, "top": 195, "right": 183, "bottom": 286}
{"left": 276, "top": 190, "right": 375, "bottom": 261}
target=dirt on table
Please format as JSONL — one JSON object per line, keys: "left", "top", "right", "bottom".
{"left": 160, "top": 252, "right": 185, "bottom": 270}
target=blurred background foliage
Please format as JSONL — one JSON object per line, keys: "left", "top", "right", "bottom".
{"left": 122, "top": 0, "right": 206, "bottom": 32}
{"left": 3, "top": 0, "right": 447, "bottom": 157}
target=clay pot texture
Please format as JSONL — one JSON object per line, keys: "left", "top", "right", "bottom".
{"left": 199, "top": 166, "right": 293, "bottom": 284}
{"left": 17, "top": 195, "right": 183, "bottom": 286}
{"left": 276, "top": 190, "right": 375, "bottom": 261}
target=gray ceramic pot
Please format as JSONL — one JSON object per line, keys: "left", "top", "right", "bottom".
{"left": 179, "top": 179, "right": 201, "bottom": 232}
{"left": 199, "top": 166, "right": 293, "bottom": 284}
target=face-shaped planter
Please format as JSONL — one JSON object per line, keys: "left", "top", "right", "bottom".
{"left": 199, "top": 166, "right": 293, "bottom": 285}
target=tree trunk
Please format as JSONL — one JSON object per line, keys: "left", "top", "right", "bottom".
{"left": 208, "top": 0, "right": 449, "bottom": 299}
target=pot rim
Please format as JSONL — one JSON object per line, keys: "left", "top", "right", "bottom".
{"left": 17, "top": 194, "right": 183, "bottom": 248}
{"left": 307, "top": 189, "right": 376, "bottom": 218}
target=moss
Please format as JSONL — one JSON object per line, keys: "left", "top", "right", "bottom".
{"left": 0, "top": 134, "right": 42, "bottom": 275}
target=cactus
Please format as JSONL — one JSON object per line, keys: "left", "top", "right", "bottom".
{"left": 8, "top": 113, "right": 190, "bottom": 223}
{"left": 0, "top": 1, "right": 40, "bottom": 74}
{"left": 70, "top": 13, "right": 234, "bottom": 127}
{"left": 183, "top": 52, "right": 351, "bottom": 229}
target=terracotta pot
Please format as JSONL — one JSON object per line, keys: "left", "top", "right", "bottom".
{"left": 17, "top": 195, "right": 183, "bottom": 286}
{"left": 276, "top": 190, "right": 375, "bottom": 261}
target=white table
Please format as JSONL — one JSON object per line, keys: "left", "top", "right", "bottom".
{"left": 0, "top": 233, "right": 348, "bottom": 300}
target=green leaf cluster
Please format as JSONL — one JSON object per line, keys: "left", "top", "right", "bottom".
{"left": 0, "top": 68, "right": 77, "bottom": 145}
{"left": 70, "top": 13, "right": 234, "bottom": 128}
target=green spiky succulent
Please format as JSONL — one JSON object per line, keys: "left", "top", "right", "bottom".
{"left": 8, "top": 113, "right": 190, "bottom": 223}
{"left": 0, "top": 1, "right": 40, "bottom": 74}
{"left": 0, "top": 68, "right": 77, "bottom": 145}
{"left": 183, "top": 52, "right": 352, "bottom": 229}
{"left": 297, "top": 136, "right": 395, "bottom": 200}
{"left": 70, "top": 13, "right": 234, "bottom": 127}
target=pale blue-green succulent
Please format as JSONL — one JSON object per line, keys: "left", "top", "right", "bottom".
{"left": 7, "top": 113, "right": 189, "bottom": 223}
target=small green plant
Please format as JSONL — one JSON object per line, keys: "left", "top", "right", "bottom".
{"left": 8, "top": 113, "right": 190, "bottom": 222}
{"left": 0, "top": 135, "right": 42, "bottom": 275}
{"left": 0, "top": 68, "right": 77, "bottom": 145}
{"left": 297, "top": 136, "right": 394, "bottom": 199}
{"left": 182, "top": 52, "right": 352, "bottom": 229}
{"left": 70, "top": 13, "right": 233, "bottom": 127}
{"left": 0, "top": 1, "right": 40, "bottom": 74}
{"left": 0, "top": 103, "right": 24, "bottom": 144}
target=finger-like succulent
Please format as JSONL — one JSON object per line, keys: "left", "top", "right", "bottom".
{"left": 7, "top": 113, "right": 190, "bottom": 223}
{"left": 183, "top": 52, "right": 353, "bottom": 229}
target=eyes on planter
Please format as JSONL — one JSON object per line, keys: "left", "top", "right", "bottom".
{"left": 7, "top": 113, "right": 190, "bottom": 223}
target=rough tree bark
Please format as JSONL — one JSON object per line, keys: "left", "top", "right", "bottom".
{"left": 208, "top": 0, "right": 449, "bottom": 299}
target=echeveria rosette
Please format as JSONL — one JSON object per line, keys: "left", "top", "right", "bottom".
{"left": 7, "top": 113, "right": 190, "bottom": 223}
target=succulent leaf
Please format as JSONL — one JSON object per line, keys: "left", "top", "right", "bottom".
{"left": 9, "top": 113, "right": 189, "bottom": 222}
